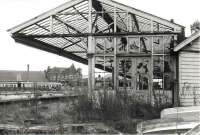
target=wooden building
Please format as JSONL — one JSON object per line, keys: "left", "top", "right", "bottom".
{"left": 174, "top": 31, "right": 200, "bottom": 106}
{"left": 8, "top": 0, "right": 185, "bottom": 105}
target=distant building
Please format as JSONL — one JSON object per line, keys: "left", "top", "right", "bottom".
{"left": 0, "top": 70, "right": 61, "bottom": 90}
{"left": 0, "top": 70, "right": 47, "bottom": 82}
{"left": 45, "top": 64, "right": 82, "bottom": 86}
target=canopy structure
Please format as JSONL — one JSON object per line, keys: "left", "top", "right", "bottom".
{"left": 8, "top": 0, "right": 185, "bottom": 98}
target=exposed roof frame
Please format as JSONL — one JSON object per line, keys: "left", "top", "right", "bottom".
{"left": 131, "top": 13, "right": 149, "bottom": 53}
{"left": 7, "top": 0, "right": 86, "bottom": 34}
{"left": 53, "top": 15, "right": 82, "bottom": 33}
{"left": 97, "top": 0, "right": 184, "bottom": 30}
{"left": 72, "top": 6, "right": 88, "bottom": 21}
{"left": 8, "top": 0, "right": 184, "bottom": 34}
{"left": 92, "top": 0, "right": 121, "bottom": 32}
{"left": 174, "top": 31, "right": 200, "bottom": 52}
{"left": 13, "top": 36, "right": 88, "bottom": 64}
{"left": 35, "top": 20, "right": 86, "bottom": 51}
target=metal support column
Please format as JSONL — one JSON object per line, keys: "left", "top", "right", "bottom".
{"left": 88, "top": 0, "right": 95, "bottom": 97}
{"left": 149, "top": 19, "right": 153, "bottom": 104}
{"left": 113, "top": 4, "right": 118, "bottom": 93}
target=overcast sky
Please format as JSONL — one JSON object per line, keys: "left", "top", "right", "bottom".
{"left": 0, "top": 0, "right": 199, "bottom": 75}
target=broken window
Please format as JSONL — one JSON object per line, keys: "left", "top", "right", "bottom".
{"left": 95, "top": 37, "right": 114, "bottom": 54}
{"left": 153, "top": 36, "right": 163, "bottom": 54}
{"left": 118, "top": 57, "right": 150, "bottom": 90}
{"left": 153, "top": 56, "right": 164, "bottom": 90}
{"left": 128, "top": 37, "right": 140, "bottom": 53}
{"left": 116, "top": 12, "right": 129, "bottom": 32}
{"left": 118, "top": 58, "right": 132, "bottom": 88}
{"left": 117, "top": 37, "right": 128, "bottom": 53}
{"left": 140, "top": 37, "right": 152, "bottom": 53}
{"left": 118, "top": 36, "right": 152, "bottom": 54}
{"left": 95, "top": 56, "right": 114, "bottom": 90}
{"left": 164, "top": 36, "right": 172, "bottom": 53}
{"left": 164, "top": 56, "right": 173, "bottom": 90}
{"left": 135, "top": 58, "right": 150, "bottom": 90}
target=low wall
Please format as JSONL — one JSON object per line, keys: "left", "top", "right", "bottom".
{"left": 137, "top": 118, "right": 199, "bottom": 134}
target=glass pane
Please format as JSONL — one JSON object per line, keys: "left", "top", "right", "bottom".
{"left": 95, "top": 56, "right": 114, "bottom": 89}
{"left": 118, "top": 58, "right": 132, "bottom": 88}
{"left": 117, "top": 37, "right": 128, "bottom": 53}
{"left": 105, "top": 37, "right": 114, "bottom": 54}
{"left": 153, "top": 56, "right": 164, "bottom": 89}
{"left": 140, "top": 37, "right": 152, "bottom": 53}
{"left": 95, "top": 38, "right": 104, "bottom": 54}
{"left": 164, "top": 36, "right": 172, "bottom": 53}
{"left": 95, "top": 72, "right": 104, "bottom": 89}
{"left": 136, "top": 58, "right": 150, "bottom": 90}
{"left": 164, "top": 56, "right": 173, "bottom": 90}
{"left": 117, "top": 12, "right": 128, "bottom": 31}
{"left": 95, "top": 37, "right": 114, "bottom": 54}
{"left": 128, "top": 37, "right": 140, "bottom": 53}
{"left": 104, "top": 57, "right": 114, "bottom": 69}
{"left": 153, "top": 36, "right": 163, "bottom": 54}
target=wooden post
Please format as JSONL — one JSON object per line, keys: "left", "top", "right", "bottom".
{"left": 149, "top": 19, "right": 153, "bottom": 104}
{"left": 173, "top": 51, "right": 179, "bottom": 107}
{"left": 87, "top": 0, "right": 95, "bottom": 97}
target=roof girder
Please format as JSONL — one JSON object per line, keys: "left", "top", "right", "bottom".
{"left": 13, "top": 31, "right": 180, "bottom": 38}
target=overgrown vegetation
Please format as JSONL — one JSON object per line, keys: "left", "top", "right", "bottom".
{"left": 0, "top": 91, "right": 172, "bottom": 134}
{"left": 73, "top": 91, "right": 172, "bottom": 133}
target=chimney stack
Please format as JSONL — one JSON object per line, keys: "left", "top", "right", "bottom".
{"left": 191, "top": 20, "right": 200, "bottom": 34}
{"left": 27, "top": 64, "right": 29, "bottom": 82}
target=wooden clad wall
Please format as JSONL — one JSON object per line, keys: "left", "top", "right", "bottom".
{"left": 183, "top": 37, "right": 200, "bottom": 51}
{"left": 179, "top": 37, "right": 200, "bottom": 106}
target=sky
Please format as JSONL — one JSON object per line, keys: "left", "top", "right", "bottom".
{"left": 0, "top": 0, "right": 199, "bottom": 75}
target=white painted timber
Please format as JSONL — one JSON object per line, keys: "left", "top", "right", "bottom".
{"left": 179, "top": 49, "right": 200, "bottom": 106}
